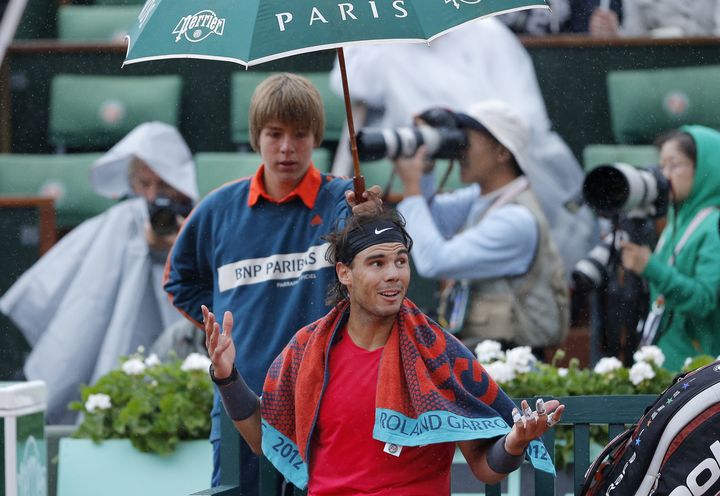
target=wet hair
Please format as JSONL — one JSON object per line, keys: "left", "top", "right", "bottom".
{"left": 323, "top": 210, "right": 413, "bottom": 306}
{"left": 654, "top": 130, "right": 697, "bottom": 167}
{"left": 248, "top": 73, "right": 325, "bottom": 151}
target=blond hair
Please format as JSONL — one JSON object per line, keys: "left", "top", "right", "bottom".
{"left": 248, "top": 73, "right": 325, "bottom": 151}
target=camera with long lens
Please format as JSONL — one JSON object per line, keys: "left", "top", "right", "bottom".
{"left": 147, "top": 196, "right": 193, "bottom": 236}
{"left": 574, "top": 162, "right": 669, "bottom": 360}
{"left": 355, "top": 108, "right": 468, "bottom": 161}
{"left": 582, "top": 163, "right": 670, "bottom": 218}
{"left": 572, "top": 163, "right": 668, "bottom": 290}
{"left": 356, "top": 126, "right": 468, "bottom": 161}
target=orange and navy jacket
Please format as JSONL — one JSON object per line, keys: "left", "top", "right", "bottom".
{"left": 164, "top": 164, "right": 351, "bottom": 441}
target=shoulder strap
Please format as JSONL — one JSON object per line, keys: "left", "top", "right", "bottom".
{"left": 469, "top": 177, "right": 529, "bottom": 226}
{"left": 666, "top": 207, "right": 716, "bottom": 266}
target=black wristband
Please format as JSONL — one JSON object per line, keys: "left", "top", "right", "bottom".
{"left": 486, "top": 434, "right": 525, "bottom": 474}
{"left": 209, "top": 364, "right": 238, "bottom": 386}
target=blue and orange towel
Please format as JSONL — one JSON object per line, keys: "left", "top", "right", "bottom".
{"left": 261, "top": 298, "right": 555, "bottom": 488}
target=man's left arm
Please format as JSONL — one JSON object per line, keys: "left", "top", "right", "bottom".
{"left": 401, "top": 203, "right": 537, "bottom": 280}
{"left": 459, "top": 399, "right": 564, "bottom": 484}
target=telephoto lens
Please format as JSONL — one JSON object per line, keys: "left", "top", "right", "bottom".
{"left": 582, "top": 163, "right": 670, "bottom": 218}
{"left": 572, "top": 239, "right": 613, "bottom": 290}
{"left": 355, "top": 126, "right": 467, "bottom": 161}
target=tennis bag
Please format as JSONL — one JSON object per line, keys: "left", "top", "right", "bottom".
{"left": 580, "top": 361, "right": 720, "bottom": 496}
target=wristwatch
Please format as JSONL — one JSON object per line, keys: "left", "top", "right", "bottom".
{"left": 209, "top": 364, "right": 238, "bottom": 386}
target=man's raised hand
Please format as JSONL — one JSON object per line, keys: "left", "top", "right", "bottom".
{"left": 202, "top": 305, "right": 236, "bottom": 380}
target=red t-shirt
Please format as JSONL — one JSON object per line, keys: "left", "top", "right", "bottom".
{"left": 308, "top": 326, "right": 455, "bottom": 495}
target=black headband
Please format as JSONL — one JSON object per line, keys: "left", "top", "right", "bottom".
{"left": 339, "top": 219, "right": 409, "bottom": 264}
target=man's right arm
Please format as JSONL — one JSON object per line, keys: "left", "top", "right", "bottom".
{"left": 203, "top": 306, "right": 263, "bottom": 454}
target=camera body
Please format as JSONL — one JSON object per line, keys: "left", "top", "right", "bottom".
{"left": 355, "top": 107, "right": 468, "bottom": 161}
{"left": 572, "top": 233, "right": 616, "bottom": 291}
{"left": 572, "top": 228, "right": 651, "bottom": 290}
{"left": 147, "top": 196, "right": 193, "bottom": 236}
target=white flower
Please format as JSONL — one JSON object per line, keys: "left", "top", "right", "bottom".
{"left": 505, "top": 346, "right": 537, "bottom": 373}
{"left": 594, "top": 357, "right": 623, "bottom": 375}
{"left": 484, "top": 360, "right": 516, "bottom": 384}
{"left": 181, "top": 353, "right": 212, "bottom": 372}
{"left": 121, "top": 358, "right": 146, "bottom": 376}
{"left": 558, "top": 368, "right": 569, "bottom": 377}
{"left": 685, "top": 357, "right": 694, "bottom": 369}
{"left": 629, "top": 361, "right": 655, "bottom": 386}
{"left": 144, "top": 353, "right": 161, "bottom": 367}
{"left": 85, "top": 393, "right": 112, "bottom": 413}
{"left": 475, "top": 340, "right": 505, "bottom": 364}
{"left": 633, "top": 346, "right": 665, "bottom": 368}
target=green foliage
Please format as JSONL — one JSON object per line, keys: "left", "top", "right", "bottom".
{"left": 70, "top": 352, "right": 213, "bottom": 455}
{"left": 478, "top": 344, "right": 704, "bottom": 469}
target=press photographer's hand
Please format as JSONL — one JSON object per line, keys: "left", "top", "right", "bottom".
{"left": 620, "top": 241, "right": 651, "bottom": 274}
{"left": 394, "top": 145, "right": 428, "bottom": 197}
{"left": 144, "top": 217, "right": 183, "bottom": 252}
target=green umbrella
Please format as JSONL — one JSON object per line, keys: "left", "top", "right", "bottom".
{"left": 124, "top": 0, "right": 548, "bottom": 194}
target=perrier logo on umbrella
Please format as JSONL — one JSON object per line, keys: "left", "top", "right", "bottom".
{"left": 173, "top": 10, "right": 226, "bottom": 43}
{"left": 445, "top": 0, "right": 483, "bottom": 7}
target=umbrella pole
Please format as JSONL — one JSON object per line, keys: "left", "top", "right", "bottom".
{"left": 336, "top": 47, "right": 365, "bottom": 199}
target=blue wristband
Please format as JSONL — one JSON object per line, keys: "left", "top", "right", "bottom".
{"left": 210, "top": 365, "right": 259, "bottom": 421}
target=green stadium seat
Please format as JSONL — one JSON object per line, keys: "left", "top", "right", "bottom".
{"left": 357, "top": 159, "right": 398, "bottom": 196}
{"left": 49, "top": 74, "right": 182, "bottom": 151}
{"left": 57, "top": 5, "right": 139, "bottom": 42}
{"left": 582, "top": 144, "right": 659, "bottom": 171}
{"left": 303, "top": 72, "right": 345, "bottom": 142}
{"left": 194, "top": 149, "right": 331, "bottom": 198}
{"left": 0, "top": 154, "right": 115, "bottom": 229}
{"left": 607, "top": 65, "right": 720, "bottom": 144}
{"left": 230, "top": 71, "right": 345, "bottom": 147}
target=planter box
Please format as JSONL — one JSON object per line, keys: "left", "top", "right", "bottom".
{"left": 1, "top": 381, "right": 47, "bottom": 496}
{"left": 57, "top": 439, "right": 211, "bottom": 496}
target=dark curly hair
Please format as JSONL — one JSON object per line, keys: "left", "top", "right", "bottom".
{"left": 323, "top": 209, "right": 413, "bottom": 306}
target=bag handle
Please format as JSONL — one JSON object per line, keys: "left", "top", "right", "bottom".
{"left": 579, "top": 428, "right": 634, "bottom": 495}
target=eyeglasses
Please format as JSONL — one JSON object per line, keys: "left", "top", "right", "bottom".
{"left": 659, "top": 161, "right": 693, "bottom": 174}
